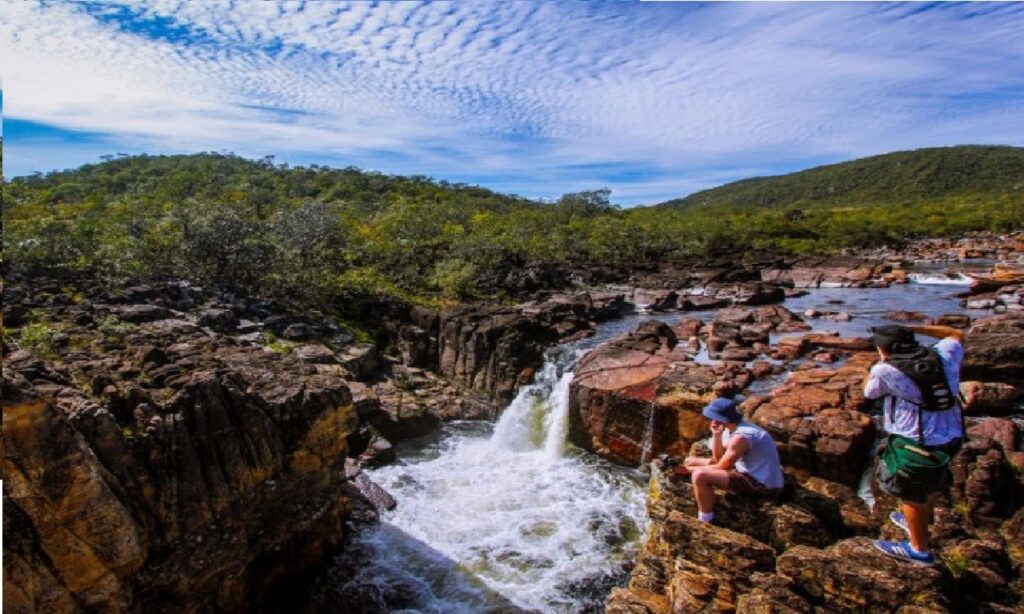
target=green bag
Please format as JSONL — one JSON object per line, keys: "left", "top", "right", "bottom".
{"left": 877, "top": 434, "right": 952, "bottom": 502}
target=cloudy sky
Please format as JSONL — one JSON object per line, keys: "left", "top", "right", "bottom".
{"left": 3, "top": 1, "right": 1024, "bottom": 205}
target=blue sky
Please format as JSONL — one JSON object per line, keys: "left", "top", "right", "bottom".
{"left": 3, "top": 1, "right": 1024, "bottom": 205}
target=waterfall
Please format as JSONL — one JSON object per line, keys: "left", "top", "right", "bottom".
{"left": 491, "top": 349, "right": 579, "bottom": 457}
{"left": 343, "top": 342, "right": 648, "bottom": 613}
{"left": 638, "top": 400, "right": 658, "bottom": 469}
{"left": 542, "top": 371, "right": 574, "bottom": 460}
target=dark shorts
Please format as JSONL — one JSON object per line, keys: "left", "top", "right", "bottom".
{"left": 727, "top": 470, "right": 777, "bottom": 496}
{"left": 875, "top": 438, "right": 961, "bottom": 504}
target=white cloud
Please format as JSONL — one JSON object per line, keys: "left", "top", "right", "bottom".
{"left": 3, "top": 0, "right": 1023, "bottom": 203}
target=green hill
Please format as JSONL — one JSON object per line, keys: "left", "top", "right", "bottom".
{"left": 4, "top": 147, "right": 1023, "bottom": 308}
{"left": 656, "top": 145, "right": 1024, "bottom": 211}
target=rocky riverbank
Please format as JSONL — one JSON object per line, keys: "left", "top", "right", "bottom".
{"left": 572, "top": 310, "right": 1024, "bottom": 612}
{"left": 4, "top": 231, "right": 1023, "bottom": 612}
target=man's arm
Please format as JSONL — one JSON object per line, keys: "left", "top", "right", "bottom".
{"left": 864, "top": 364, "right": 888, "bottom": 399}
{"left": 713, "top": 436, "right": 750, "bottom": 471}
{"left": 907, "top": 324, "right": 965, "bottom": 344}
{"left": 710, "top": 427, "right": 725, "bottom": 462}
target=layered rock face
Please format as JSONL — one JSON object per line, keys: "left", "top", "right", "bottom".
{"left": 963, "top": 312, "right": 1024, "bottom": 387}
{"left": 568, "top": 321, "right": 750, "bottom": 465}
{"left": 600, "top": 309, "right": 1024, "bottom": 614}
{"left": 609, "top": 455, "right": 1024, "bottom": 614}
{"left": 2, "top": 312, "right": 368, "bottom": 611}
{"left": 395, "top": 293, "right": 612, "bottom": 403}
{"left": 745, "top": 350, "right": 877, "bottom": 487}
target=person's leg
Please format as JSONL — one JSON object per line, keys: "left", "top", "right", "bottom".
{"left": 684, "top": 456, "right": 711, "bottom": 468}
{"left": 901, "top": 498, "right": 932, "bottom": 552}
{"left": 691, "top": 467, "right": 731, "bottom": 514}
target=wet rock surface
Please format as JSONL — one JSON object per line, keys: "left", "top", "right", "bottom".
{"left": 567, "top": 321, "right": 751, "bottom": 465}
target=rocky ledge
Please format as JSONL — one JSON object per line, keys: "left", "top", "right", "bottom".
{"left": 609, "top": 433, "right": 1024, "bottom": 614}
{"left": 585, "top": 313, "right": 1024, "bottom": 613}
{"left": 3, "top": 339, "right": 368, "bottom": 612}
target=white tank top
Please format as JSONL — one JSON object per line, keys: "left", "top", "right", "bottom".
{"left": 718, "top": 422, "right": 785, "bottom": 489}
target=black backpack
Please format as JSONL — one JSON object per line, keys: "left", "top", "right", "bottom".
{"left": 886, "top": 346, "right": 956, "bottom": 412}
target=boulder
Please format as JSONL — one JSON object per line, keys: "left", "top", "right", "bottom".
{"left": 776, "top": 538, "right": 948, "bottom": 612}
{"left": 648, "top": 466, "right": 833, "bottom": 552}
{"left": 632, "top": 288, "right": 678, "bottom": 312}
{"left": 963, "top": 313, "right": 1024, "bottom": 386}
{"left": 293, "top": 343, "right": 338, "bottom": 365}
{"left": 337, "top": 343, "right": 380, "bottom": 379}
{"left": 113, "top": 304, "right": 173, "bottom": 323}
{"left": 196, "top": 308, "right": 238, "bottom": 332}
{"left": 801, "top": 333, "right": 873, "bottom": 352}
{"left": 568, "top": 321, "right": 743, "bottom": 465}
{"left": 941, "top": 540, "right": 1014, "bottom": 607}
{"left": 885, "top": 309, "right": 927, "bottom": 322}
{"left": 282, "top": 323, "right": 313, "bottom": 341}
{"left": 960, "top": 381, "right": 1020, "bottom": 415}
{"left": 749, "top": 352, "right": 876, "bottom": 486}
{"left": 931, "top": 313, "right": 972, "bottom": 329}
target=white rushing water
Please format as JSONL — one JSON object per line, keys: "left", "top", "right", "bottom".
{"left": 908, "top": 272, "right": 973, "bottom": 285}
{"left": 339, "top": 345, "right": 649, "bottom": 613}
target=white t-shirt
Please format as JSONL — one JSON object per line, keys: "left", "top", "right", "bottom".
{"left": 863, "top": 337, "right": 964, "bottom": 447}
{"left": 710, "top": 421, "right": 785, "bottom": 489}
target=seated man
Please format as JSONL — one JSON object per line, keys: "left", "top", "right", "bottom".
{"left": 669, "top": 397, "right": 785, "bottom": 523}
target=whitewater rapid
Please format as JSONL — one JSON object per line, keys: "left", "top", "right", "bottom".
{"left": 339, "top": 345, "right": 649, "bottom": 613}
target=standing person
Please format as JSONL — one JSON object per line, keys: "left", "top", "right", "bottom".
{"left": 670, "top": 397, "right": 785, "bottom": 523}
{"left": 865, "top": 324, "right": 965, "bottom": 567}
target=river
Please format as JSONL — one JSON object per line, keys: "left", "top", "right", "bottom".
{"left": 329, "top": 269, "right": 993, "bottom": 613}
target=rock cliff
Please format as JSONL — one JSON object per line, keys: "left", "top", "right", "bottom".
{"left": 1, "top": 279, "right": 383, "bottom": 612}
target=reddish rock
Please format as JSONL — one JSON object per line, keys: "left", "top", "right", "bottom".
{"left": 802, "top": 333, "right": 874, "bottom": 352}
{"left": 749, "top": 353, "right": 876, "bottom": 486}
{"left": 931, "top": 313, "right": 973, "bottom": 329}
{"left": 777, "top": 538, "right": 947, "bottom": 612}
{"left": 960, "top": 381, "right": 1020, "bottom": 415}
{"left": 963, "top": 313, "right": 1024, "bottom": 386}
{"left": 809, "top": 350, "right": 838, "bottom": 363}
{"left": 750, "top": 361, "right": 782, "bottom": 379}
{"left": 672, "top": 318, "right": 703, "bottom": 340}
{"left": 773, "top": 336, "right": 807, "bottom": 361}
{"left": 884, "top": 309, "right": 927, "bottom": 322}
{"left": 568, "top": 321, "right": 750, "bottom": 465}
{"left": 967, "top": 418, "right": 1024, "bottom": 472}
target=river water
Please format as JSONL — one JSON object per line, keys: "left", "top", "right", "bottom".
{"left": 332, "top": 269, "right": 995, "bottom": 613}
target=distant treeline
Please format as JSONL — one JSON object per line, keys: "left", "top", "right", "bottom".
{"left": 4, "top": 147, "right": 1023, "bottom": 306}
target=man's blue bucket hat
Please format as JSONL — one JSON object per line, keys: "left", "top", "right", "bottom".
{"left": 702, "top": 397, "right": 743, "bottom": 424}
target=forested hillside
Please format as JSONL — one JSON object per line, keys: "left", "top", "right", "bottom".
{"left": 4, "top": 148, "right": 1023, "bottom": 308}
{"left": 657, "top": 146, "right": 1024, "bottom": 211}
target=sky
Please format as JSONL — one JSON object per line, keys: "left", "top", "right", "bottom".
{"left": 3, "top": 1, "right": 1024, "bottom": 206}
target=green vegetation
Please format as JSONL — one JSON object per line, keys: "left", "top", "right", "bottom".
{"left": 658, "top": 146, "right": 1024, "bottom": 212}
{"left": 96, "top": 315, "right": 137, "bottom": 340}
{"left": 4, "top": 147, "right": 1022, "bottom": 311}
{"left": 17, "top": 322, "right": 56, "bottom": 355}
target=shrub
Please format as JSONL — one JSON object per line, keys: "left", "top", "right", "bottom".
{"left": 430, "top": 258, "right": 478, "bottom": 299}
{"left": 97, "top": 315, "right": 136, "bottom": 339}
{"left": 17, "top": 323, "right": 55, "bottom": 354}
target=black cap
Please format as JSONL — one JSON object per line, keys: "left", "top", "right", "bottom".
{"left": 870, "top": 324, "right": 918, "bottom": 353}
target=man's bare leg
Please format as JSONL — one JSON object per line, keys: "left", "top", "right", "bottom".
{"left": 691, "top": 467, "right": 731, "bottom": 515}
{"left": 902, "top": 499, "right": 932, "bottom": 552}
